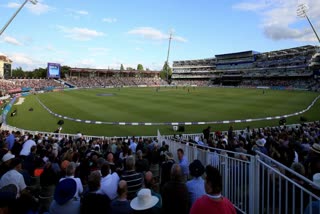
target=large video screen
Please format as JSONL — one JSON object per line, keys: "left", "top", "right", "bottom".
{"left": 47, "top": 63, "right": 61, "bottom": 78}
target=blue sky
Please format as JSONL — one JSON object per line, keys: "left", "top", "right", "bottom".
{"left": 0, "top": 0, "right": 319, "bottom": 70}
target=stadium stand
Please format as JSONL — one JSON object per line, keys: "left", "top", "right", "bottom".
{"left": 172, "top": 45, "right": 320, "bottom": 90}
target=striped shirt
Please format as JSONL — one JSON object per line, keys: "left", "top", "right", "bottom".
{"left": 121, "top": 170, "right": 143, "bottom": 200}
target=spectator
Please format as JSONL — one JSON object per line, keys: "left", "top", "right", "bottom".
{"left": 203, "top": 126, "right": 211, "bottom": 141}
{"left": 110, "top": 180, "right": 133, "bottom": 214}
{"left": 20, "top": 134, "right": 36, "bottom": 158}
{"left": 49, "top": 178, "right": 80, "bottom": 214}
{"left": 190, "top": 166, "right": 236, "bottom": 214}
{"left": 162, "top": 164, "right": 188, "bottom": 214}
{"left": 121, "top": 156, "right": 143, "bottom": 200}
{"left": 81, "top": 171, "right": 111, "bottom": 214}
{"left": 144, "top": 171, "right": 162, "bottom": 212}
{"left": 304, "top": 173, "right": 320, "bottom": 214}
{"left": 60, "top": 162, "right": 83, "bottom": 200}
{"left": 99, "top": 162, "right": 120, "bottom": 200}
{"left": 160, "top": 152, "right": 175, "bottom": 187}
{"left": 0, "top": 158, "right": 26, "bottom": 198}
{"left": 0, "top": 152, "right": 15, "bottom": 177}
{"left": 130, "top": 188, "right": 159, "bottom": 214}
{"left": 135, "top": 150, "right": 149, "bottom": 173}
{"left": 177, "top": 148, "right": 189, "bottom": 181}
{"left": 186, "top": 160, "right": 205, "bottom": 206}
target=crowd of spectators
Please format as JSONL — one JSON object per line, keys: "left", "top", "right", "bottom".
{"left": 241, "top": 78, "right": 318, "bottom": 89}
{"left": 0, "top": 131, "right": 236, "bottom": 214}
{"left": 65, "top": 77, "right": 167, "bottom": 88}
{"left": 0, "top": 79, "right": 64, "bottom": 92}
{"left": 171, "top": 80, "right": 209, "bottom": 86}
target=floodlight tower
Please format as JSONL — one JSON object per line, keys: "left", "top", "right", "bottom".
{"left": 165, "top": 30, "right": 173, "bottom": 82}
{"left": 0, "top": 0, "right": 38, "bottom": 36}
{"left": 297, "top": 3, "right": 320, "bottom": 44}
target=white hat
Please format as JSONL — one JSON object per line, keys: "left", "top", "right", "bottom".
{"left": 130, "top": 189, "right": 159, "bottom": 211}
{"left": 256, "top": 139, "right": 265, "bottom": 147}
{"left": 312, "top": 173, "right": 320, "bottom": 190}
{"left": 2, "top": 152, "right": 15, "bottom": 162}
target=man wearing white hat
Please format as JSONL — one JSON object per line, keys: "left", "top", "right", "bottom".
{"left": 0, "top": 152, "right": 15, "bottom": 177}
{"left": 130, "top": 188, "right": 159, "bottom": 214}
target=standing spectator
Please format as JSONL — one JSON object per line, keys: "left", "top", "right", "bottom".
{"left": 190, "top": 166, "right": 236, "bottom": 214}
{"left": 160, "top": 152, "right": 175, "bottom": 187}
{"left": 177, "top": 148, "right": 189, "bottom": 182}
{"left": 135, "top": 150, "right": 149, "bottom": 173}
{"left": 203, "top": 126, "right": 211, "bottom": 141}
{"left": 162, "top": 164, "right": 189, "bottom": 214}
{"left": 49, "top": 178, "right": 80, "bottom": 214}
{"left": 60, "top": 162, "right": 83, "bottom": 200}
{"left": 81, "top": 171, "right": 111, "bottom": 214}
{"left": 99, "top": 162, "right": 120, "bottom": 200}
{"left": 144, "top": 171, "right": 162, "bottom": 212}
{"left": 186, "top": 160, "right": 205, "bottom": 206}
{"left": 5, "top": 131, "right": 15, "bottom": 151}
{"left": 20, "top": 134, "right": 36, "bottom": 158}
{"left": 110, "top": 180, "right": 133, "bottom": 214}
{"left": 121, "top": 156, "right": 143, "bottom": 200}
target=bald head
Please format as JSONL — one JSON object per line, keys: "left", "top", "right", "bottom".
{"left": 107, "top": 153, "right": 114, "bottom": 163}
{"left": 144, "top": 171, "right": 153, "bottom": 189}
{"left": 171, "top": 163, "right": 183, "bottom": 182}
{"left": 117, "top": 180, "right": 128, "bottom": 197}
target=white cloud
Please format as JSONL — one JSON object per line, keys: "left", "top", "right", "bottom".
{"left": 232, "top": 1, "right": 270, "bottom": 11}
{"left": 6, "top": 2, "right": 20, "bottom": 8}
{"left": 27, "top": 2, "right": 52, "bottom": 15}
{"left": 232, "top": 0, "right": 320, "bottom": 42}
{"left": 66, "top": 9, "right": 89, "bottom": 19}
{"left": 75, "top": 10, "right": 88, "bottom": 15}
{"left": 6, "top": 1, "right": 53, "bottom": 15}
{"left": 102, "top": 18, "right": 117, "bottom": 23}
{"left": 2, "top": 36, "right": 23, "bottom": 46}
{"left": 88, "top": 47, "right": 110, "bottom": 56}
{"left": 57, "top": 25, "right": 105, "bottom": 41}
{"left": 128, "top": 27, "right": 187, "bottom": 43}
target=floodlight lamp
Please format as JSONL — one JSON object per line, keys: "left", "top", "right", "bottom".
{"left": 29, "top": 0, "right": 38, "bottom": 5}
{"left": 297, "top": 4, "right": 307, "bottom": 18}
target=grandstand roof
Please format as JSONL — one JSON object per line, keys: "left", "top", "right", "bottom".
{"left": 215, "top": 51, "right": 254, "bottom": 59}
{"left": 0, "top": 55, "right": 13, "bottom": 63}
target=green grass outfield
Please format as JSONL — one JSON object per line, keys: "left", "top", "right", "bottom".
{"left": 6, "top": 87, "right": 320, "bottom": 136}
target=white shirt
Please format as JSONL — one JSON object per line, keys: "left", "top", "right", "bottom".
{"left": 98, "top": 172, "right": 120, "bottom": 200}
{"left": 60, "top": 176, "right": 83, "bottom": 200}
{"left": 20, "top": 139, "right": 36, "bottom": 156}
{"left": 0, "top": 169, "right": 26, "bottom": 197}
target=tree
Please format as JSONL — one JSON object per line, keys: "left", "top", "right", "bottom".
{"left": 33, "top": 67, "right": 47, "bottom": 78}
{"left": 120, "top": 64, "right": 124, "bottom": 71}
{"left": 160, "top": 61, "right": 172, "bottom": 81}
{"left": 137, "top": 64, "right": 144, "bottom": 71}
{"left": 60, "top": 66, "right": 70, "bottom": 78}
{"left": 126, "top": 67, "right": 134, "bottom": 70}
{"left": 12, "top": 67, "right": 24, "bottom": 78}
